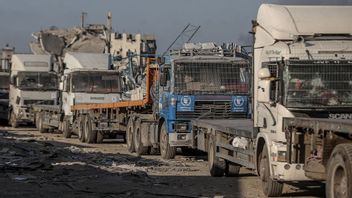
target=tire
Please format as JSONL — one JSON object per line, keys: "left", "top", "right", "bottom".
{"left": 159, "top": 122, "right": 176, "bottom": 159}
{"left": 126, "top": 118, "right": 135, "bottom": 153}
{"left": 38, "top": 113, "right": 48, "bottom": 133}
{"left": 96, "top": 131, "right": 104, "bottom": 143}
{"left": 62, "top": 117, "right": 72, "bottom": 138}
{"left": 10, "top": 111, "right": 18, "bottom": 128}
{"left": 259, "top": 144, "right": 283, "bottom": 197}
{"left": 225, "top": 161, "right": 241, "bottom": 177}
{"left": 78, "top": 115, "right": 85, "bottom": 142}
{"left": 134, "top": 119, "right": 149, "bottom": 156}
{"left": 35, "top": 113, "right": 40, "bottom": 129}
{"left": 208, "top": 134, "right": 225, "bottom": 177}
{"left": 326, "top": 143, "right": 352, "bottom": 198}
{"left": 84, "top": 115, "right": 97, "bottom": 144}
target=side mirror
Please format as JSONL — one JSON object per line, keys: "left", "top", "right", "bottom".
{"left": 10, "top": 75, "right": 17, "bottom": 86}
{"left": 258, "top": 68, "right": 271, "bottom": 79}
{"left": 257, "top": 68, "right": 271, "bottom": 103}
{"left": 160, "top": 71, "right": 168, "bottom": 87}
{"left": 59, "top": 82, "right": 64, "bottom": 91}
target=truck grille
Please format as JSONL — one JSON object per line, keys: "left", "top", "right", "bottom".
{"left": 176, "top": 101, "right": 247, "bottom": 119}
{"left": 24, "top": 100, "right": 54, "bottom": 106}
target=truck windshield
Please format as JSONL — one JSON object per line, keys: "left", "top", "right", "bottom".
{"left": 174, "top": 61, "right": 249, "bottom": 95}
{"left": 71, "top": 72, "right": 120, "bottom": 93}
{"left": 17, "top": 72, "right": 58, "bottom": 91}
{"left": 285, "top": 60, "right": 352, "bottom": 108}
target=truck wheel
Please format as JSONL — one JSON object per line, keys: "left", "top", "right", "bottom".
{"left": 35, "top": 113, "right": 40, "bottom": 129}
{"left": 126, "top": 118, "right": 135, "bottom": 153}
{"left": 160, "top": 122, "right": 176, "bottom": 159}
{"left": 38, "top": 113, "right": 48, "bottom": 133}
{"left": 84, "top": 116, "right": 97, "bottom": 144}
{"left": 225, "top": 161, "right": 241, "bottom": 177}
{"left": 134, "top": 119, "right": 149, "bottom": 156}
{"left": 10, "top": 111, "right": 18, "bottom": 128}
{"left": 78, "top": 115, "right": 85, "bottom": 142}
{"left": 208, "top": 134, "right": 225, "bottom": 177}
{"left": 62, "top": 117, "right": 72, "bottom": 138}
{"left": 326, "top": 144, "right": 352, "bottom": 198}
{"left": 259, "top": 144, "right": 283, "bottom": 197}
{"left": 96, "top": 131, "right": 104, "bottom": 143}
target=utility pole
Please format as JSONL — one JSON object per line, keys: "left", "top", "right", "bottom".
{"left": 81, "top": 12, "right": 87, "bottom": 28}
{"left": 107, "top": 12, "right": 112, "bottom": 54}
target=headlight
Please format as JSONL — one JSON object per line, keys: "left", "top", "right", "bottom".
{"left": 170, "top": 97, "right": 177, "bottom": 106}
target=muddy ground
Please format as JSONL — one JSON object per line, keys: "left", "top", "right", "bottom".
{"left": 0, "top": 126, "right": 324, "bottom": 198}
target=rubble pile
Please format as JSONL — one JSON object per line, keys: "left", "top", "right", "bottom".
{"left": 30, "top": 25, "right": 107, "bottom": 56}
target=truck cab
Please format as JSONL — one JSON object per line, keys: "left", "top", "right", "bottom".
{"left": 253, "top": 4, "right": 352, "bottom": 194}
{"left": 61, "top": 53, "right": 121, "bottom": 142}
{"left": 158, "top": 43, "right": 250, "bottom": 158}
{"left": 9, "top": 54, "right": 58, "bottom": 127}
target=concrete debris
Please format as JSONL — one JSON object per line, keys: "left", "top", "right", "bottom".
{"left": 30, "top": 26, "right": 107, "bottom": 56}
{"left": 66, "top": 145, "right": 82, "bottom": 154}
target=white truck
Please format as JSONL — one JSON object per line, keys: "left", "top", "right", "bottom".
{"left": 192, "top": 4, "right": 352, "bottom": 197}
{"left": 34, "top": 52, "right": 121, "bottom": 143}
{"left": 9, "top": 54, "right": 58, "bottom": 127}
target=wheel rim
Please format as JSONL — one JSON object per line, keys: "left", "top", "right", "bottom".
{"left": 84, "top": 119, "right": 89, "bottom": 139}
{"left": 333, "top": 164, "right": 348, "bottom": 198}
{"left": 208, "top": 141, "right": 214, "bottom": 168}
{"left": 160, "top": 128, "right": 167, "bottom": 156}
{"left": 11, "top": 112, "right": 16, "bottom": 126}
{"left": 127, "top": 124, "right": 133, "bottom": 147}
{"left": 78, "top": 117, "right": 84, "bottom": 140}
{"left": 260, "top": 155, "right": 268, "bottom": 189}
{"left": 134, "top": 127, "right": 140, "bottom": 150}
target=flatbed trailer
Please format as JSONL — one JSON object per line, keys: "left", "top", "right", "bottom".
{"left": 193, "top": 117, "right": 352, "bottom": 197}
{"left": 284, "top": 117, "right": 352, "bottom": 197}
{"left": 70, "top": 58, "right": 159, "bottom": 146}
{"left": 192, "top": 119, "right": 256, "bottom": 175}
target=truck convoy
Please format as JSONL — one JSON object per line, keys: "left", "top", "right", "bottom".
{"left": 191, "top": 4, "right": 352, "bottom": 198}
{"left": 9, "top": 54, "right": 58, "bottom": 127}
{"left": 22, "top": 3, "right": 352, "bottom": 198}
{"left": 71, "top": 43, "right": 250, "bottom": 158}
{"left": 34, "top": 52, "right": 121, "bottom": 142}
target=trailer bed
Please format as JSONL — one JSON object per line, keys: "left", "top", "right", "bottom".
{"left": 284, "top": 117, "right": 352, "bottom": 134}
{"left": 192, "top": 119, "right": 253, "bottom": 138}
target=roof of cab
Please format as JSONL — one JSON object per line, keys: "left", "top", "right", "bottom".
{"left": 64, "top": 52, "right": 109, "bottom": 70}
{"left": 11, "top": 54, "right": 51, "bottom": 71}
{"left": 257, "top": 4, "right": 352, "bottom": 40}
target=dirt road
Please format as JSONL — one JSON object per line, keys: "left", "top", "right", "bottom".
{"left": 0, "top": 126, "right": 324, "bottom": 198}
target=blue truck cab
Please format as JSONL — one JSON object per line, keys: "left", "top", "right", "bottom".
{"left": 157, "top": 43, "right": 251, "bottom": 153}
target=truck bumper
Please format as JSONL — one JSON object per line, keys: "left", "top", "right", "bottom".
{"left": 16, "top": 110, "right": 34, "bottom": 124}
{"left": 273, "top": 162, "right": 312, "bottom": 181}
{"left": 169, "top": 133, "right": 193, "bottom": 147}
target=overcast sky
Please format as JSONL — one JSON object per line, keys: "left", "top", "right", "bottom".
{"left": 0, "top": 0, "right": 351, "bottom": 53}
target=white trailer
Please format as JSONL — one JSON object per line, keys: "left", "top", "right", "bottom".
{"left": 193, "top": 4, "right": 352, "bottom": 197}
{"left": 9, "top": 54, "right": 58, "bottom": 127}
{"left": 34, "top": 52, "right": 122, "bottom": 143}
